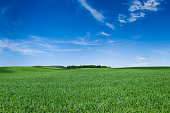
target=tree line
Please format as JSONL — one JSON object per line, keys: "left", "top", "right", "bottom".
{"left": 66, "top": 65, "right": 110, "bottom": 69}
{"left": 33, "top": 65, "right": 110, "bottom": 69}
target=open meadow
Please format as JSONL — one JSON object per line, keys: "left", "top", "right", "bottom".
{"left": 0, "top": 67, "right": 170, "bottom": 112}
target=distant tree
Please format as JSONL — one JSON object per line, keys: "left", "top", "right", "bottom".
{"left": 66, "top": 65, "right": 110, "bottom": 69}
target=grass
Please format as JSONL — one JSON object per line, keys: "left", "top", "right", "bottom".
{"left": 0, "top": 67, "right": 170, "bottom": 112}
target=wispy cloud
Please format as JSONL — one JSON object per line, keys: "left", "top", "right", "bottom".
{"left": 78, "top": 0, "right": 114, "bottom": 30}
{"left": 108, "top": 40, "right": 117, "bottom": 44}
{"left": 0, "top": 39, "right": 46, "bottom": 55}
{"left": 136, "top": 57, "right": 147, "bottom": 60}
{"left": 78, "top": 0, "right": 105, "bottom": 22}
{"left": 130, "top": 35, "right": 142, "bottom": 39}
{"left": 0, "top": 48, "right": 4, "bottom": 54}
{"left": 118, "top": 0, "right": 164, "bottom": 24}
{"left": 105, "top": 23, "right": 114, "bottom": 30}
{"left": 130, "top": 56, "right": 148, "bottom": 66}
{"left": 130, "top": 62, "right": 149, "bottom": 66}
{"left": 96, "top": 32, "right": 111, "bottom": 37}
{"left": 153, "top": 49, "right": 170, "bottom": 56}
{"left": 53, "top": 39, "right": 100, "bottom": 46}
{"left": 0, "top": 37, "right": 83, "bottom": 56}
{"left": 51, "top": 37, "right": 101, "bottom": 46}
{"left": 71, "top": 39, "right": 101, "bottom": 45}
{"left": 31, "top": 35, "right": 119, "bottom": 47}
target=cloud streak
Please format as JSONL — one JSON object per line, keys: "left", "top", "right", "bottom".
{"left": 136, "top": 57, "right": 147, "bottom": 60}
{"left": 130, "top": 62, "right": 149, "bottom": 66}
{"left": 0, "top": 39, "right": 46, "bottom": 55}
{"left": 96, "top": 32, "right": 111, "bottom": 37}
{"left": 129, "top": 56, "right": 148, "bottom": 66}
{"left": 53, "top": 38, "right": 101, "bottom": 46}
{"left": 1, "top": 34, "right": 111, "bottom": 56}
{"left": 0, "top": 37, "right": 83, "bottom": 56}
{"left": 78, "top": 0, "right": 105, "bottom": 22}
{"left": 78, "top": 0, "right": 114, "bottom": 30}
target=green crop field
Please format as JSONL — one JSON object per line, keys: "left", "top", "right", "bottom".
{"left": 0, "top": 67, "right": 170, "bottom": 112}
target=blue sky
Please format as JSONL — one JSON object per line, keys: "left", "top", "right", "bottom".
{"left": 0, "top": 0, "right": 169, "bottom": 67}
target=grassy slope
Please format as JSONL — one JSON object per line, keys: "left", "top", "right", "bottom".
{"left": 0, "top": 67, "right": 170, "bottom": 112}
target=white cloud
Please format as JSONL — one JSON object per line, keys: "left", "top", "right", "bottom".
{"left": 0, "top": 38, "right": 83, "bottom": 56}
{"left": 154, "top": 49, "right": 170, "bottom": 56}
{"left": 130, "top": 62, "right": 149, "bottom": 66}
{"left": 0, "top": 39, "right": 45, "bottom": 55}
{"left": 118, "top": 12, "right": 145, "bottom": 23}
{"left": 108, "top": 40, "right": 117, "bottom": 43}
{"left": 118, "top": 14, "right": 127, "bottom": 23}
{"left": 0, "top": 48, "right": 4, "bottom": 54}
{"left": 128, "top": 12, "right": 145, "bottom": 22}
{"left": 31, "top": 35, "right": 118, "bottom": 47}
{"left": 53, "top": 38, "right": 101, "bottom": 46}
{"left": 136, "top": 57, "right": 147, "bottom": 60}
{"left": 118, "top": 0, "right": 164, "bottom": 24}
{"left": 71, "top": 38, "right": 101, "bottom": 45}
{"left": 129, "top": 0, "right": 162, "bottom": 12}
{"left": 72, "top": 41, "right": 100, "bottom": 45}
{"left": 0, "top": 34, "right": 121, "bottom": 56}
{"left": 129, "top": 0, "right": 143, "bottom": 12}
{"left": 105, "top": 23, "right": 114, "bottom": 30}
{"left": 50, "top": 49, "right": 82, "bottom": 52}
{"left": 78, "top": 0, "right": 105, "bottom": 22}
{"left": 143, "top": 0, "right": 161, "bottom": 11}
{"left": 96, "top": 32, "right": 111, "bottom": 37}
{"left": 130, "top": 56, "right": 148, "bottom": 66}
{"left": 78, "top": 0, "right": 114, "bottom": 30}
{"left": 31, "top": 34, "right": 102, "bottom": 46}
{"left": 130, "top": 35, "right": 142, "bottom": 39}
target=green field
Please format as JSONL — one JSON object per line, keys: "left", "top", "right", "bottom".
{"left": 0, "top": 67, "right": 170, "bottom": 112}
